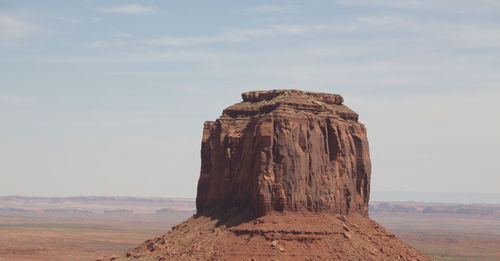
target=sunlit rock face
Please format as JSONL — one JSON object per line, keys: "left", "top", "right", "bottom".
{"left": 196, "top": 89, "right": 371, "bottom": 217}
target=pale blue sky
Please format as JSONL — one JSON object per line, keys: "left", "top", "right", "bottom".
{"left": 1, "top": 0, "right": 499, "bottom": 198}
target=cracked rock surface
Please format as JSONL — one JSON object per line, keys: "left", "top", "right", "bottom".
{"left": 197, "top": 90, "right": 370, "bottom": 217}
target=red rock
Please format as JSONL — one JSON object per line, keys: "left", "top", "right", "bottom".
{"left": 116, "top": 90, "right": 430, "bottom": 261}
{"left": 123, "top": 212, "right": 430, "bottom": 260}
{"left": 197, "top": 89, "right": 370, "bottom": 217}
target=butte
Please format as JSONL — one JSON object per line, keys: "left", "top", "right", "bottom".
{"left": 115, "top": 90, "right": 430, "bottom": 261}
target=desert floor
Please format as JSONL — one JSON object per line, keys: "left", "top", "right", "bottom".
{"left": 1, "top": 206, "right": 499, "bottom": 260}
{"left": 372, "top": 212, "right": 500, "bottom": 261}
{"left": 0, "top": 212, "right": 189, "bottom": 261}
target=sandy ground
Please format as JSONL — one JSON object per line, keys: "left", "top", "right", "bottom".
{"left": 1, "top": 209, "right": 500, "bottom": 260}
{"left": 0, "top": 212, "right": 190, "bottom": 261}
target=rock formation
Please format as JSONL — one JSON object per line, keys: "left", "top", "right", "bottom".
{"left": 111, "top": 90, "right": 430, "bottom": 261}
{"left": 197, "top": 89, "right": 370, "bottom": 217}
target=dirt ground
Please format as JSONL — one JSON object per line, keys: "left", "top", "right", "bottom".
{"left": 1, "top": 208, "right": 500, "bottom": 260}
{"left": 0, "top": 212, "right": 190, "bottom": 261}
{"left": 371, "top": 212, "right": 500, "bottom": 261}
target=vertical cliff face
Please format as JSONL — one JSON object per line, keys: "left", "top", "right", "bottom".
{"left": 196, "top": 90, "right": 371, "bottom": 217}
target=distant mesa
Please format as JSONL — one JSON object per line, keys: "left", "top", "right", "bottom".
{"left": 369, "top": 202, "right": 500, "bottom": 217}
{"left": 116, "top": 90, "right": 430, "bottom": 260}
{"left": 156, "top": 208, "right": 195, "bottom": 214}
{"left": 43, "top": 208, "right": 91, "bottom": 214}
{"left": 0, "top": 196, "right": 196, "bottom": 214}
{"left": 104, "top": 209, "right": 133, "bottom": 214}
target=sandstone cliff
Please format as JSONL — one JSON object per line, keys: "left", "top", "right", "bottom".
{"left": 197, "top": 90, "right": 370, "bottom": 217}
{"left": 111, "top": 90, "right": 430, "bottom": 261}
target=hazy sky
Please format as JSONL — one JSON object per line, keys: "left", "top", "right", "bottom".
{"left": 1, "top": 0, "right": 499, "bottom": 198}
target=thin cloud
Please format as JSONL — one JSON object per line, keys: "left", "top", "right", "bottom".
{"left": 140, "top": 17, "right": 420, "bottom": 47}
{"left": 96, "top": 4, "right": 154, "bottom": 15}
{"left": 254, "top": 5, "right": 300, "bottom": 14}
{"left": 0, "top": 95, "right": 35, "bottom": 105}
{"left": 0, "top": 12, "right": 41, "bottom": 46}
{"left": 142, "top": 24, "right": 339, "bottom": 46}
{"left": 337, "top": 0, "right": 500, "bottom": 13}
{"left": 485, "top": 0, "right": 500, "bottom": 8}
{"left": 28, "top": 50, "right": 223, "bottom": 63}
{"left": 54, "top": 16, "right": 79, "bottom": 24}
{"left": 451, "top": 25, "right": 500, "bottom": 48}
{"left": 84, "top": 40, "right": 128, "bottom": 48}
{"left": 337, "top": 0, "right": 422, "bottom": 8}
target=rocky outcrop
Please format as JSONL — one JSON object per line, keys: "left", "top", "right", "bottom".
{"left": 123, "top": 212, "right": 430, "bottom": 261}
{"left": 111, "top": 90, "right": 430, "bottom": 261}
{"left": 196, "top": 90, "right": 371, "bottom": 217}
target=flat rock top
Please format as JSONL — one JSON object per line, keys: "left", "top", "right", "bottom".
{"left": 242, "top": 89, "right": 344, "bottom": 104}
{"left": 222, "top": 89, "right": 358, "bottom": 121}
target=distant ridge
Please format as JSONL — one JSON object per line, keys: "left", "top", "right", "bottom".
{"left": 371, "top": 191, "right": 500, "bottom": 204}
{"left": 0, "top": 195, "right": 194, "bottom": 201}
{"left": 0, "top": 195, "right": 195, "bottom": 214}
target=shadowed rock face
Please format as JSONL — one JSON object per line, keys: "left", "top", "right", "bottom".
{"left": 196, "top": 90, "right": 371, "bottom": 217}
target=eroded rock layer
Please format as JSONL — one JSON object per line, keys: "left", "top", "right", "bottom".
{"left": 120, "top": 213, "right": 430, "bottom": 261}
{"left": 196, "top": 90, "right": 371, "bottom": 217}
